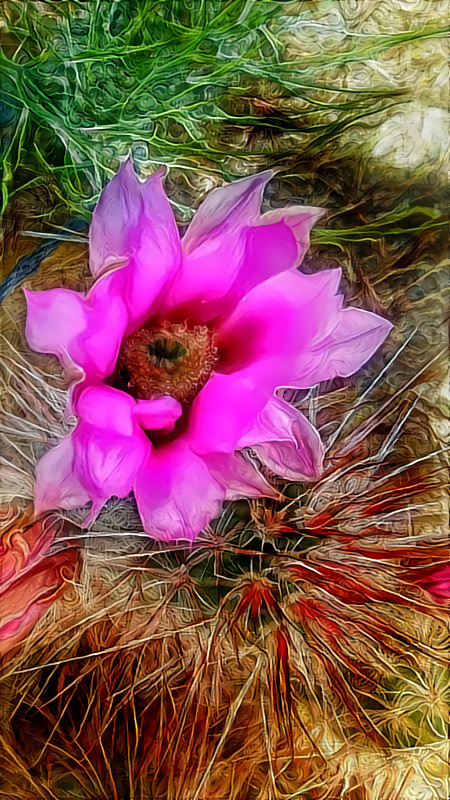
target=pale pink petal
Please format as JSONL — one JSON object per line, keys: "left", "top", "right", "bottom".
{"left": 202, "top": 451, "right": 279, "bottom": 501}
{"left": 34, "top": 436, "right": 91, "bottom": 516}
{"left": 134, "top": 441, "right": 225, "bottom": 541}
{"left": 182, "top": 170, "right": 273, "bottom": 256}
{"left": 189, "top": 269, "right": 391, "bottom": 454}
{"left": 238, "top": 396, "right": 324, "bottom": 481}
{"left": 291, "top": 306, "right": 394, "bottom": 388}
{"left": 89, "top": 159, "right": 144, "bottom": 277}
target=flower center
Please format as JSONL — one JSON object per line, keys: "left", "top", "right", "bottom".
{"left": 117, "top": 321, "right": 218, "bottom": 403}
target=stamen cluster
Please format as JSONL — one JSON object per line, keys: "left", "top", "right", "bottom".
{"left": 117, "top": 321, "right": 218, "bottom": 403}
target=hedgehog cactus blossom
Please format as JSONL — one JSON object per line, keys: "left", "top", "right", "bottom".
{"left": 24, "top": 163, "right": 391, "bottom": 541}
{"left": 0, "top": 512, "right": 78, "bottom": 654}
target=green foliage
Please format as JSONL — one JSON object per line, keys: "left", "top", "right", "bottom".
{"left": 1, "top": 0, "right": 445, "bottom": 220}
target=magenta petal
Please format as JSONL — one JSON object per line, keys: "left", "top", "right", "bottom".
{"left": 24, "top": 284, "right": 128, "bottom": 380}
{"left": 160, "top": 178, "right": 323, "bottom": 321}
{"left": 229, "top": 217, "right": 303, "bottom": 297}
{"left": 261, "top": 204, "right": 325, "bottom": 236}
{"left": 217, "top": 268, "right": 392, "bottom": 390}
{"left": 157, "top": 172, "right": 272, "bottom": 317}
{"left": 34, "top": 436, "right": 91, "bottom": 515}
{"left": 160, "top": 232, "right": 245, "bottom": 316}
{"left": 134, "top": 442, "right": 225, "bottom": 541}
{"left": 191, "top": 269, "right": 391, "bottom": 454}
{"left": 75, "top": 386, "right": 182, "bottom": 435}
{"left": 189, "top": 271, "right": 341, "bottom": 454}
{"left": 425, "top": 565, "right": 450, "bottom": 601}
{"left": 26, "top": 164, "right": 181, "bottom": 380}
{"left": 25, "top": 287, "right": 86, "bottom": 376}
{"left": 238, "top": 396, "right": 324, "bottom": 481}
{"left": 35, "top": 386, "right": 155, "bottom": 523}
{"left": 25, "top": 164, "right": 182, "bottom": 378}
{"left": 90, "top": 161, "right": 179, "bottom": 276}
{"left": 103, "top": 212, "right": 181, "bottom": 331}
{"left": 72, "top": 385, "right": 151, "bottom": 512}
{"left": 189, "top": 372, "right": 269, "bottom": 455}
{"left": 164, "top": 217, "right": 301, "bottom": 322}
{"left": 74, "top": 385, "right": 138, "bottom": 435}
{"left": 216, "top": 268, "right": 342, "bottom": 377}
{"left": 202, "top": 451, "right": 278, "bottom": 501}
{"left": 73, "top": 424, "right": 149, "bottom": 511}
{"left": 134, "top": 396, "right": 182, "bottom": 431}
{"left": 89, "top": 161, "right": 181, "bottom": 331}
{"left": 235, "top": 205, "right": 325, "bottom": 298}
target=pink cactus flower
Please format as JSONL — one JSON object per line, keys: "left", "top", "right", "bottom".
{"left": 405, "top": 563, "right": 450, "bottom": 604}
{"left": 24, "top": 163, "right": 391, "bottom": 541}
{"left": 0, "top": 511, "right": 78, "bottom": 654}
